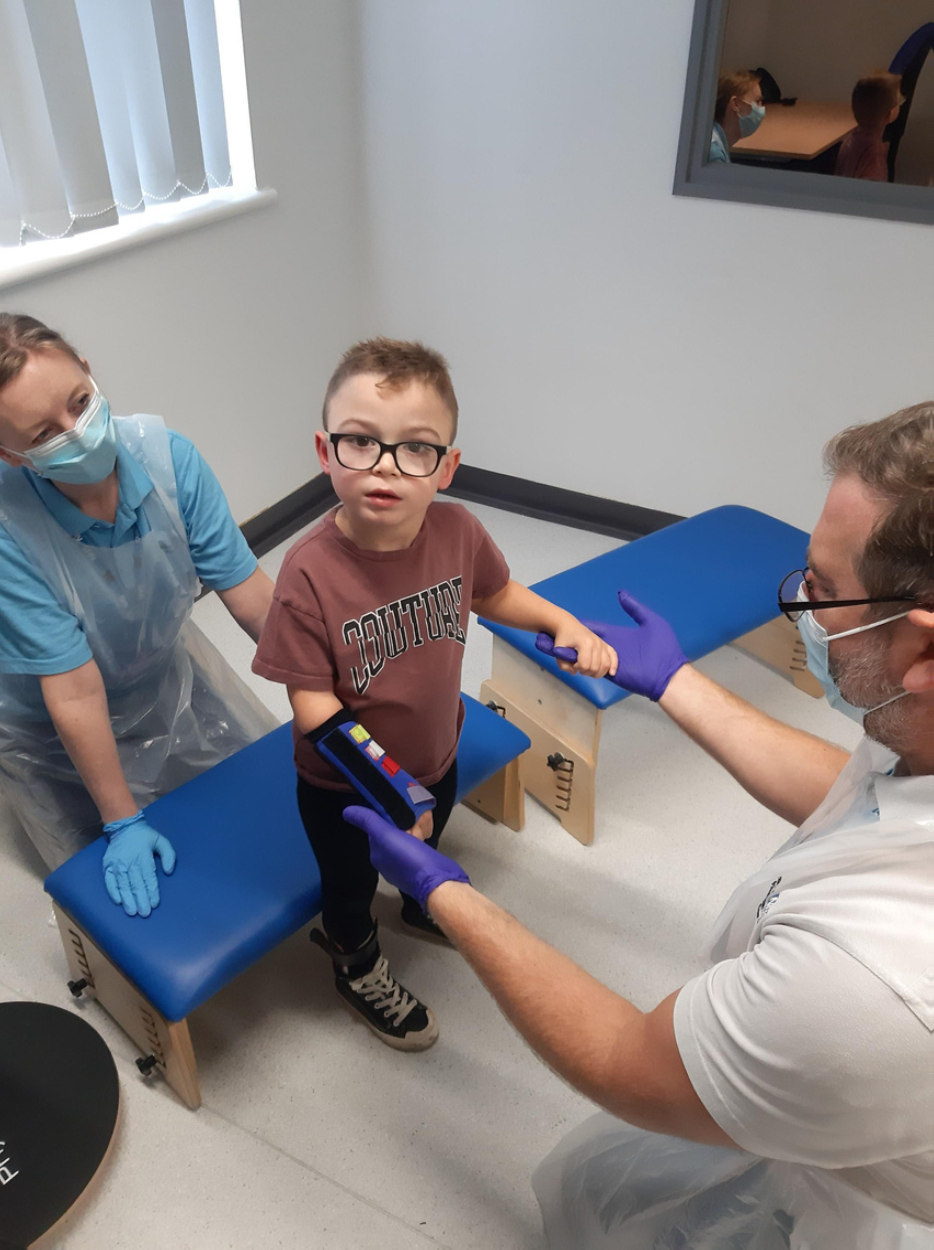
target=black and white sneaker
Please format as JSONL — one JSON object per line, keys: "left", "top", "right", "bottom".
{"left": 310, "top": 923, "right": 438, "bottom": 1052}
{"left": 336, "top": 954, "right": 438, "bottom": 1052}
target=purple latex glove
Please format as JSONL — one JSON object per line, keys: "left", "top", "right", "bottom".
{"left": 343, "top": 805, "right": 470, "bottom": 912}
{"left": 535, "top": 590, "right": 688, "bottom": 701}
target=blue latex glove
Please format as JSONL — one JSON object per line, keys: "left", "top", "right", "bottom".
{"left": 535, "top": 589, "right": 688, "bottom": 701}
{"left": 101, "top": 811, "right": 176, "bottom": 918}
{"left": 343, "top": 805, "right": 470, "bottom": 912}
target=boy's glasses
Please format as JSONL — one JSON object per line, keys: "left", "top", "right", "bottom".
{"left": 777, "top": 568, "right": 918, "bottom": 623}
{"left": 328, "top": 433, "right": 453, "bottom": 478}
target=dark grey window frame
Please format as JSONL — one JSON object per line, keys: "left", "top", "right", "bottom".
{"left": 673, "top": 0, "right": 934, "bottom": 227}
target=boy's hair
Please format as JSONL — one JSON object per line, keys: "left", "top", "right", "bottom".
{"left": 714, "top": 71, "right": 760, "bottom": 124}
{"left": 825, "top": 402, "right": 934, "bottom": 605}
{"left": 851, "top": 73, "right": 902, "bottom": 129}
{"left": 323, "top": 338, "right": 458, "bottom": 439}
{"left": 0, "top": 313, "right": 84, "bottom": 391}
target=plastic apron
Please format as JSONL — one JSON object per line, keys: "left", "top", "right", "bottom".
{"left": 534, "top": 736, "right": 934, "bottom": 1249}
{"left": 0, "top": 415, "right": 277, "bottom": 869}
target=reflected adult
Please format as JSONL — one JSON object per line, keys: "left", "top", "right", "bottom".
{"left": 346, "top": 403, "right": 934, "bottom": 1244}
{"left": 0, "top": 314, "right": 276, "bottom": 915}
{"left": 710, "top": 70, "right": 765, "bottom": 163}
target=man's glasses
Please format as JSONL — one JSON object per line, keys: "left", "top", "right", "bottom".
{"left": 328, "top": 433, "right": 452, "bottom": 478}
{"left": 777, "top": 569, "right": 918, "bottom": 623}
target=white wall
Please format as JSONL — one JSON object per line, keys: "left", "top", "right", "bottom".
{"left": 0, "top": 0, "right": 367, "bottom": 525}
{"left": 360, "top": 0, "right": 934, "bottom": 530}
{"left": 2, "top": 1, "right": 931, "bottom": 533}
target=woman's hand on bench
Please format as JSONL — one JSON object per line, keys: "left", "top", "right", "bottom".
{"left": 101, "top": 811, "right": 177, "bottom": 918}
{"left": 536, "top": 590, "right": 688, "bottom": 702}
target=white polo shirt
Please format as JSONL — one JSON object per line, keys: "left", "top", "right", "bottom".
{"left": 674, "top": 737, "right": 934, "bottom": 1223}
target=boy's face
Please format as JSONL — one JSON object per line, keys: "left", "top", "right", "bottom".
{"left": 316, "top": 373, "right": 460, "bottom": 540}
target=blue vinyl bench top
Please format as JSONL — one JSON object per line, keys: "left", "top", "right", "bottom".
{"left": 480, "top": 505, "right": 808, "bottom": 710}
{"left": 45, "top": 694, "right": 529, "bottom": 1023}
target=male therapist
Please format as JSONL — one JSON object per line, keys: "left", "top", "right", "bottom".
{"left": 344, "top": 403, "right": 933, "bottom": 1244}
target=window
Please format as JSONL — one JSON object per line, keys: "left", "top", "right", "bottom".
{"left": 673, "top": 0, "right": 934, "bottom": 226}
{"left": 0, "top": 0, "right": 269, "bottom": 284}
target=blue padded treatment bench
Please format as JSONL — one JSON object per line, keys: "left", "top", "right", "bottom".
{"left": 480, "top": 505, "right": 817, "bottom": 844}
{"left": 45, "top": 694, "right": 530, "bottom": 1108}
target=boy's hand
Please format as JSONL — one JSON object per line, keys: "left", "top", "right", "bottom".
{"left": 549, "top": 619, "right": 618, "bottom": 678}
{"left": 412, "top": 809, "right": 434, "bottom": 842}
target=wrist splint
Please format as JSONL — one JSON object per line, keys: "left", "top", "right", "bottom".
{"left": 306, "top": 709, "right": 436, "bottom": 829}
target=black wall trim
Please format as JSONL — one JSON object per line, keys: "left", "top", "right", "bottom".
{"left": 445, "top": 465, "right": 683, "bottom": 541}
{"left": 240, "top": 475, "right": 337, "bottom": 558}
{"left": 239, "top": 466, "right": 682, "bottom": 557}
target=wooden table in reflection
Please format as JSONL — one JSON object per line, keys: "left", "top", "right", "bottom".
{"left": 733, "top": 101, "right": 856, "bottom": 161}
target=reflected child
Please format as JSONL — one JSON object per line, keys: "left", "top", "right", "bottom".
{"left": 836, "top": 73, "right": 903, "bottom": 182}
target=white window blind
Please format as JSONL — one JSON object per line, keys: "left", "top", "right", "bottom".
{"left": 0, "top": 0, "right": 233, "bottom": 249}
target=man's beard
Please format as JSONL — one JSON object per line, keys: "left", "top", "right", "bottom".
{"left": 831, "top": 638, "right": 913, "bottom": 754}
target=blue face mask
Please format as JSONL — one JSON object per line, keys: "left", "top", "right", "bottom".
{"left": 795, "top": 581, "right": 911, "bottom": 724}
{"left": 737, "top": 101, "right": 766, "bottom": 138}
{"left": 16, "top": 387, "right": 118, "bottom": 485}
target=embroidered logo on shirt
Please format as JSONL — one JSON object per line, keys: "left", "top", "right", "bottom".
{"left": 756, "top": 876, "right": 782, "bottom": 920}
{"left": 342, "top": 576, "right": 466, "bottom": 695}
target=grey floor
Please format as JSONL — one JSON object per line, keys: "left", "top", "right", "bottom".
{"left": 1, "top": 500, "right": 862, "bottom": 1250}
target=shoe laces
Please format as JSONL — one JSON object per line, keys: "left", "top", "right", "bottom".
{"left": 349, "top": 955, "right": 417, "bottom": 1025}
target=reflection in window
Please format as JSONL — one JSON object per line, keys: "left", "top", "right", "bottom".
{"left": 713, "top": 2, "right": 933, "bottom": 186}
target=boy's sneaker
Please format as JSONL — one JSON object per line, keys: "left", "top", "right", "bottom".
{"left": 310, "top": 923, "right": 438, "bottom": 1052}
{"left": 336, "top": 955, "right": 438, "bottom": 1051}
{"left": 400, "top": 898, "right": 452, "bottom": 946}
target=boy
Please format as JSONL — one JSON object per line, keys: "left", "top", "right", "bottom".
{"left": 253, "top": 339, "right": 615, "bottom": 1051}
{"left": 836, "top": 73, "right": 903, "bottom": 182}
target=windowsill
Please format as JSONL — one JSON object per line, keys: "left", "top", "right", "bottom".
{"left": 0, "top": 187, "right": 277, "bottom": 292}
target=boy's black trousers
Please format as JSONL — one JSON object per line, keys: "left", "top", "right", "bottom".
{"left": 296, "top": 761, "right": 458, "bottom": 955}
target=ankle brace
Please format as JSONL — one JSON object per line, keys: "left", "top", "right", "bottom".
{"left": 310, "top": 922, "right": 380, "bottom": 977}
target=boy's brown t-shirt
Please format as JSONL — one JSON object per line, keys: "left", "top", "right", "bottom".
{"left": 253, "top": 501, "right": 510, "bottom": 789}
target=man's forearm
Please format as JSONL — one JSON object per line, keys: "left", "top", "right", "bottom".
{"left": 659, "top": 665, "right": 849, "bottom": 826}
{"left": 40, "top": 662, "right": 138, "bottom": 824}
{"left": 427, "top": 881, "right": 730, "bottom": 1144}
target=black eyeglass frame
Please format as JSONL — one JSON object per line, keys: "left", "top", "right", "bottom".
{"left": 327, "top": 432, "right": 453, "bottom": 478}
{"left": 777, "top": 568, "right": 918, "bottom": 622}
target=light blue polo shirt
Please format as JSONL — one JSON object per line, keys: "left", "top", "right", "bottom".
{"left": 0, "top": 431, "right": 257, "bottom": 676}
{"left": 709, "top": 123, "right": 730, "bottom": 164}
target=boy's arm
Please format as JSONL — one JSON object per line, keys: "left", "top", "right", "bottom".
{"left": 473, "top": 579, "right": 617, "bottom": 678}
{"left": 288, "top": 686, "right": 345, "bottom": 736}
{"left": 288, "top": 686, "right": 435, "bottom": 839}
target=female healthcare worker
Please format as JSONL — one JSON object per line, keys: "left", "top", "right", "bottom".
{"left": 0, "top": 313, "right": 277, "bottom": 916}
{"left": 709, "top": 70, "right": 765, "bottom": 163}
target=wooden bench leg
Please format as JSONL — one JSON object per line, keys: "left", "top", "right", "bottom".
{"left": 731, "top": 615, "right": 824, "bottom": 698}
{"left": 482, "top": 641, "right": 602, "bottom": 846}
{"left": 52, "top": 905, "right": 202, "bottom": 1110}
{"left": 463, "top": 753, "right": 526, "bottom": 831}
